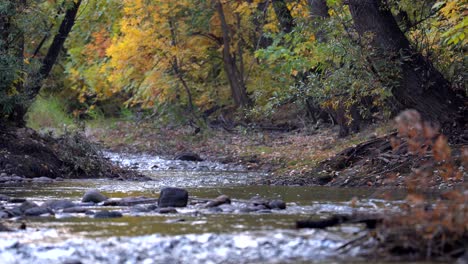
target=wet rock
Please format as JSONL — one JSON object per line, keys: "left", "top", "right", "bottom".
{"left": 257, "top": 209, "right": 272, "bottom": 214}
{"left": 0, "top": 211, "right": 9, "bottom": 218}
{"left": 32, "top": 176, "right": 54, "bottom": 183}
{"left": 62, "top": 207, "right": 90, "bottom": 214}
{"left": 94, "top": 211, "right": 123, "bottom": 218}
{"left": 249, "top": 196, "right": 269, "bottom": 207}
{"left": 0, "top": 194, "right": 10, "bottom": 201}
{"left": 82, "top": 189, "right": 108, "bottom": 203}
{"left": 103, "top": 197, "right": 158, "bottom": 206}
{"left": 206, "top": 207, "right": 223, "bottom": 213}
{"left": 205, "top": 195, "right": 231, "bottom": 208}
{"left": 268, "top": 200, "right": 286, "bottom": 210}
{"left": 24, "top": 207, "right": 53, "bottom": 216}
{"left": 158, "top": 187, "right": 188, "bottom": 208}
{"left": 9, "top": 198, "right": 27, "bottom": 203}
{"left": 0, "top": 175, "right": 24, "bottom": 183}
{"left": 18, "top": 201, "right": 39, "bottom": 212}
{"left": 156, "top": 207, "right": 177, "bottom": 214}
{"left": 5, "top": 207, "right": 22, "bottom": 217}
{"left": 175, "top": 152, "right": 204, "bottom": 162}
{"left": 237, "top": 207, "right": 256, "bottom": 213}
{"left": 42, "top": 200, "right": 76, "bottom": 210}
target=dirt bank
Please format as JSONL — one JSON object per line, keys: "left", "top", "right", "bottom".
{"left": 0, "top": 126, "right": 146, "bottom": 180}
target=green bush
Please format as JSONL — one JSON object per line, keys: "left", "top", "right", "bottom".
{"left": 26, "top": 96, "right": 75, "bottom": 133}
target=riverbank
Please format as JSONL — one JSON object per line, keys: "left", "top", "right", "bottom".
{"left": 85, "top": 118, "right": 466, "bottom": 188}
{"left": 0, "top": 126, "right": 146, "bottom": 182}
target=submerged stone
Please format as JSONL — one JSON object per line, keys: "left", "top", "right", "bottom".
{"left": 42, "top": 200, "right": 76, "bottom": 210}
{"left": 268, "top": 200, "right": 286, "bottom": 210}
{"left": 24, "top": 207, "right": 53, "bottom": 216}
{"left": 94, "top": 211, "right": 123, "bottom": 218}
{"left": 205, "top": 195, "right": 231, "bottom": 208}
{"left": 82, "top": 190, "right": 108, "bottom": 203}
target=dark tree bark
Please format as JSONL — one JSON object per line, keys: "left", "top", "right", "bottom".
{"left": 215, "top": 1, "right": 250, "bottom": 107}
{"left": 272, "top": 0, "right": 295, "bottom": 34}
{"left": 28, "top": 0, "right": 82, "bottom": 100}
{"left": 6, "top": 0, "right": 82, "bottom": 126}
{"left": 347, "top": 0, "right": 464, "bottom": 126}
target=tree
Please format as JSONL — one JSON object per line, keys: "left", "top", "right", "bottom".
{"left": 347, "top": 0, "right": 464, "bottom": 126}
{"left": 1, "top": 0, "right": 82, "bottom": 126}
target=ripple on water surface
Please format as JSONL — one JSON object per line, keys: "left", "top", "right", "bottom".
{"left": 0, "top": 152, "right": 405, "bottom": 263}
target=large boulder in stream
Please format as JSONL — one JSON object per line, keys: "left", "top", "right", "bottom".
{"left": 82, "top": 189, "right": 108, "bottom": 203}
{"left": 158, "top": 187, "right": 189, "bottom": 208}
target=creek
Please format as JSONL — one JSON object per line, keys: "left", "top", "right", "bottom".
{"left": 0, "top": 152, "right": 406, "bottom": 263}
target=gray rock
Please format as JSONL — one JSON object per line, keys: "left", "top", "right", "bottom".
{"left": 42, "top": 200, "right": 76, "bottom": 210}
{"left": 32, "top": 177, "right": 54, "bottom": 183}
{"left": 9, "top": 198, "right": 27, "bottom": 203}
{"left": 206, "top": 207, "right": 223, "bottom": 213}
{"left": 18, "top": 201, "right": 39, "bottom": 213}
{"left": 94, "top": 211, "right": 123, "bottom": 218}
{"left": 24, "top": 207, "right": 53, "bottom": 216}
{"left": 175, "top": 152, "right": 204, "bottom": 162}
{"left": 268, "top": 200, "right": 286, "bottom": 210}
{"left": 62, "top": 207, "right": 90, "bottom": 214}
{"left": 0, "top": 194, "right": 10, "bottom": 201}
{"left": 158, "top": 187, "right": 188, "bottom": 208}
{"left": 0, "top": 211, "right": 9, "bottom": 219}
{"left": 103, "top": 197, "right": 158, "bottom": 206}
{"left": 82, "top": 190, "right": 108, "bottom": 203}
{"left": 156, "top": 208, "right": 177, "bottom": 214}
{"left": 205, "top": 195, "right": 231, "bottom": 208}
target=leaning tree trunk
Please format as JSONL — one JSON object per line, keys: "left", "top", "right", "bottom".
{"left": 215, "top": 1, "right": 250, "bottom": 107}
{"left": 8, "top": 0, "right": 82, "bottom": 125}
{"left": 348, "top": 0, "right": 464, "bottom": 126}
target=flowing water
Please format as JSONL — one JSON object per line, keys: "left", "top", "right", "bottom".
{"left": 0, "top": 152, "right": 406, "bottom": 264}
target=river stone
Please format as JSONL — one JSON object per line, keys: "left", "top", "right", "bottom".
{"left": 94, "top": 211, "right": 123, "bottom": 218}
{"left": 0, "top": 194, "right": 10, "bottom": 201}
{"left": 103, "top": 197, "right": 158, "bottom": 206}
{"left": 18, "top": 201, "right": 39, "bottom": 212}
{"left": 205, "top": 195, "right": 231, "bottom": 208}
{"left": 158, "top": 187, "right": 188, "bottom": 208}
{"left": 24, "top": 207, "right": 53, "bottom": 216}
{"left": 42, "top": 200, "right": 76, "bottom": 210}
{"left": 9, "top": 198, "right": 27, "bottom": 203}
{"left": 0, "top": 211, "right": 9, "bottom": 219}
{"left": 268, "top": 200, "right": 286, "bottom": 210}
{"left": 62, "top": 207, "right": 90, "bottom": 214}
{"left": 82, "top": 190, "right": 108, "bottom": 203}
{"left": 175, "top": 152, "right": 204, "bottom": 162}
{"left": 32, "top": 177, "right": 54, "bottom": 183}
{"left": 156, "top": 207, "right": 177, "bottom": 214}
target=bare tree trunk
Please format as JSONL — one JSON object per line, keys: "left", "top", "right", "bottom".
{"left": 215, "top": 1, "right": 250, "bottom": 107}
{"left": 347, "top": 0, "right": 464, "bottom": 126}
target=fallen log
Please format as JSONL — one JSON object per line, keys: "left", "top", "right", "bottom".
{"left": 296, "top": 214, "right": 383, "bottom": 229}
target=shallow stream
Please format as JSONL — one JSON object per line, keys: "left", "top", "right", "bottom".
{"left": 0, "top": 152, "right": 406, "bottom": 263}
